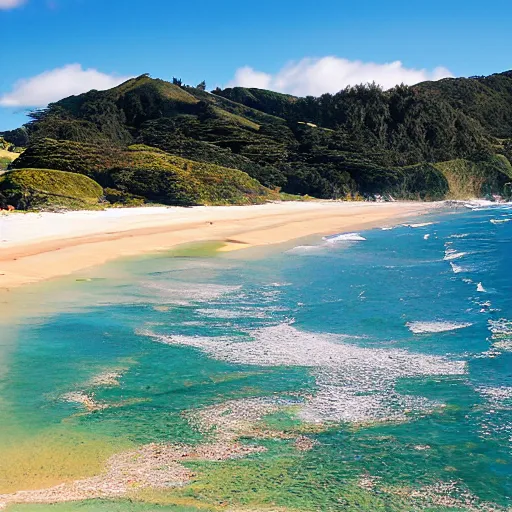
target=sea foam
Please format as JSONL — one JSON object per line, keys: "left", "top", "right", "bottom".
{"left": 406, "top": 321, "right": 472, "bottom": 334}
{"left": 143, "top": 323, "right": 465, "bottom": 423}
{"left": 286, "top": 245, "right": 325, "bottom": 255}
{"left": 450, "top": 262, "right": 464, "bottom": 274}
{"left": 143, "top": 282, "right": 242, "bottom": 304}
{"left": 444, "top": 249, "right": 467, "bottom": 261}
{"left": 403, "top": 222, "right": 435, "bottom": 228}
{"left": 476, "top": 282, "right": 486, "bottom": 293}
{"left": 323, "top": 233, "right": 367, "bottom": 242}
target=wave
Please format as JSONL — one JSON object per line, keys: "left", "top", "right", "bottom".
{"left": 485, "top": 319, "right": 512, "bottom": 351}
{"left": 477, "top": 386, "right": 512, "bottom": 403}
{"left": 403, "top": 222, "right": 435, "bottom": 228}
{"left": 458, "top": 200, "right": 512, "bottom": 212}
{"left": 450, "top": 262, "right": 464, "bottom": 274}
{"left": 490, "top": 218, "right": 511, "bottom": 225}
{"left": 196, "top": 308, "right": 268, "bottom": 319}
{"left": 488, "top": 318, "right": 512, "bottom": 337}
{"left": 463, "top": 200, "right": 495, "bottom": 209}
{"left": 406, "top": 321, "right": 472, "bottom": 334}
{"left": 424, "top": 234, "right": 431, "bottom": 240}
{"left": 476, "top": 282, "right": 486, "bottom": 293}
{"left": 286, "top": 245, "right": 325, "bottom": 255}
{"left": 142, "top": 323, "right": 465, "bottom": 423}
{"left": 444, "top": 249, "right": 467, "bottom": 261}
{"left": 323, "top": 233, "right": 367, "bottom": 242}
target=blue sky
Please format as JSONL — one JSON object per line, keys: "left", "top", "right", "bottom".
{"left": 1, "top": 0, "right": 511, "bottom": 130}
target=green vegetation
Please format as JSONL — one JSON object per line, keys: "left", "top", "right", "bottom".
{"left": 3, "top": 70, "right": 512, "bottom": 207}
{"left": 0, "top": 150, "right": 19, "bottom": 171}
{"left": 0, "top": 136, "right": 23, "bottom": 171}
{"left": 435, "top": 155, "right": 512, "bottom": 199}
{"left": 0, "top": 168, "right": 103, "bottom": 210}
{"left": 113, "top": 145, "right": 279, "bottom": 205}
{"left": 11, "top": 139, "right": 279, "bottom": 208}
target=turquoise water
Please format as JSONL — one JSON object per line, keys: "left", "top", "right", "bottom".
{"left": 1, "top": 205, "right": 511, "bottom": 510}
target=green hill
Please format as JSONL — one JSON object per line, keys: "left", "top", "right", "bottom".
{"left": 3, "top": 70, "right": 512, "bottom": 208}
{"left": 11, "top": 139, "right": 279, "bottom": 208}
{"left": 0, "top": 168, "right": 103, "bottom": 210}
{"left": 434, "top": 155, "right": 512, "bottom": 199}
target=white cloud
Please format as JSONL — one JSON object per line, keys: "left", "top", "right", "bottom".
{"left": 228, "top": 57, "right": 453, "bottom": 96}
{"left": 0, "top": 64, "right": 134, "bottom": 107}
{"left": 0, "top": 0, "right": 26, "bottom": 9}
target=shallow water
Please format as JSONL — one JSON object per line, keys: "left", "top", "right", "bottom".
{"left": 1, "top": 206, "right": 511, "bottom": 510}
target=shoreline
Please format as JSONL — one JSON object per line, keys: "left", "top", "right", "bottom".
{"left": 0, "top": 201, "right": 440, "bottom": 290}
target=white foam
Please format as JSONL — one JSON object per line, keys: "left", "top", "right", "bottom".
{"left": 406, "top": 321, "right": 472, "bottom": 334}
{"left": 476, "top": 282, "right": 486, "bottom": 293}
{"left": 143, "top": 282, "right": 242, "bottom": 303}
{"left": 450, "top": 262, "right": 464, "bottom": 274}
{"left": 196, "top": 308, "right": 268, "bottom": 319}
{"left": 493, "top": 340, "right": 512, "bottom": 351}
{"left": 424, "top": 234, "right": 430, "bottom": 240}
{"left": 477, "top": 386, "right": 512, "bottom": 403}
{"left": 488, "top": 318, "right": 512, "bottom": 336}
{"left": 143, "top": 323, "right": 465, "bottom": 423}
{"left": 448, "top": 234, "right": 469, "bottom": 239}
{"left": 444, "top": 249, "right": 467, "bottom": 261}
{"left": 403, "top": 222, "right": 435, "bottom": 228}
{"left": 323, "top": 233, "right": 367, "bottom": 242}
{"left": 286, "top": 245, "right": 325, "bottom": 255}
{"left": 486, "top": 319, "right": 512, "bottom": 352}
{"left": 490, "top": 218, "right": 511, "bottom": 225}
{"left": 462, "top": 200, "right": 496, "bottom": 210}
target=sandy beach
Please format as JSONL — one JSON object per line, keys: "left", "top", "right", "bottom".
{"left": 0, "top": 201, "right": 438, "bottom": 289}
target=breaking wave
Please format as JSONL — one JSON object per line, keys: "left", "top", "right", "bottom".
{"left": 323, "top": 233, "right": 367, "bottom": 242}
{"left": 286, "top": 245, "right": 326, "bottom": 255}
{"left": 444, "top": 249, "right": 467, "bottom": 261}
{"left": 402, "top": 222, "right": 435, "bottom": 228}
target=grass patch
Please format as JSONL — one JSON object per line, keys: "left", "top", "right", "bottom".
{"left": 212, "top": 107, "right": 260, "bottom": 131}
{"left": 0, "top": 168, "right": 103, "bottom": 210}
{"left": 0, "top": 148, "right": 20, "bottom": 171}
{"left": 435, "top": 155, "right": 512, "bottom": 199}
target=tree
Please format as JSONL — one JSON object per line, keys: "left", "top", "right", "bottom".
{"left": 196, "top": 80, "right": 206, "bottom": 91}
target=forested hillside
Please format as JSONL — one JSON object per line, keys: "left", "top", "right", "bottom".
{"left": 2, "top": 70, "right": 512, "bottom": 208}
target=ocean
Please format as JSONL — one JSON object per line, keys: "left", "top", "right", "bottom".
{"left": 0, "top": 203, "right": 511, "bottom": 511}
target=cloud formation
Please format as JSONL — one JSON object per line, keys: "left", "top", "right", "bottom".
{"left": 228, "top": 57, "right": 453, "bottom": 96}
{"left": 0, "top": 0, "right": 26, "bottom": 9}
{"left": 0, "top": 64, "right": 133, "bottom": 107}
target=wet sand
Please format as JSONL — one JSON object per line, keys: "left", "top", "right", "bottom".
{"left": 0, "top": 201, "right": 438, "bottom": 290}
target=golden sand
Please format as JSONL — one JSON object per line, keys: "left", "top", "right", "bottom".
{"left": 0, "top": 202, "right": 437, "bottom": 290}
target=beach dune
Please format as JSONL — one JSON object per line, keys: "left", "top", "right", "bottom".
{"left": 0, "top": 201, "right": 436, "bottom": 289}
